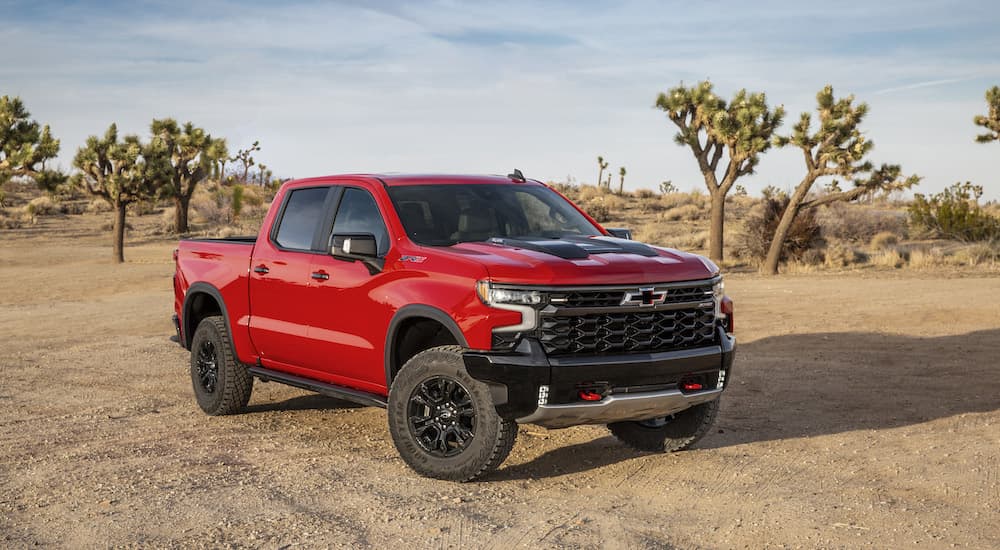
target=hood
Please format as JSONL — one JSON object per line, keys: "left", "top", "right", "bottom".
{"left": 439, "top": 236, "right": 717, "bottom": 285}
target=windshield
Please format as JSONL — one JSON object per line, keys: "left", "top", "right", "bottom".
{"left": 387, "top": 184, "right": 602, "bottom": 246}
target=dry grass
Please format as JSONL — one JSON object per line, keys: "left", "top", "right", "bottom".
{"left": 661, "top": 204, "right": 702, "bottom": 222}
{"left": 870, "top": 231, "right": 899, "bottom": 250}
{"left": 870, "top": 248, "right": 906, "bottom": 268}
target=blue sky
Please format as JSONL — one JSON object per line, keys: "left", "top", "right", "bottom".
{"left": 2, "top": 0, "right": 998, "bottom": 198}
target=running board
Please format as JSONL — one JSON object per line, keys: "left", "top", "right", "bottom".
{"left": 248, "top": 366, "right": 387, "bottom": 408}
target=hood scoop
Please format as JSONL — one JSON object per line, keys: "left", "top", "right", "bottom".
{"left": 487, "top": 236, "right": 659, "bottom": 260}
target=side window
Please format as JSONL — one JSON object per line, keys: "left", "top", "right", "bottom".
{"left": 274, "top": 187, "right": 329, "bottom": 250}
{"left": 332, "top": 188, "right": 390, "bottom": 255}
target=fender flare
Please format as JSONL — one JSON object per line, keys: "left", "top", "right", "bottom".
{"left": 181, "top": 282, "right": 234, "bottom": 352}
{"left": 384, "top": 304, "right": 468, "bottom": 386}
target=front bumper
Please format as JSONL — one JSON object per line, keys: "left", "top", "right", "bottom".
{"left": 464, "top": 326, "right": 735, "bottom": 428}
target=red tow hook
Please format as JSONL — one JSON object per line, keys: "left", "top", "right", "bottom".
{"left": 680, "top": 382, "right": 703, "bottom": 392}
{"left": 578, "top": 390, "right": 603, "bottom": 401}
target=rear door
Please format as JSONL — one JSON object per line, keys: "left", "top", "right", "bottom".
{"left": 304, "top": 186, "right": 395, "bottom": 392}
{"left": 248, "top": 185, "right": 337, "bottom": 374}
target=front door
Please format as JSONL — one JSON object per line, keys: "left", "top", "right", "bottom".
{"left": 305, "top": 186, "right": 395, "bottom": 393}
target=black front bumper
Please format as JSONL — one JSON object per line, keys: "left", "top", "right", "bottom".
{"left": 463, "top": 326, "right": 735, "bottom": 427}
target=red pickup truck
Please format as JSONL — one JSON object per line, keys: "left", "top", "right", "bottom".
{"left": 172, "top": 172, "right": 735, "bottom": 481}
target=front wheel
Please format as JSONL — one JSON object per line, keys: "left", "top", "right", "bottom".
{"left": 388, "top": 346, "right": 517, "bottom": 482}
{"left": 608, "top": 398, "right": 720, "bottom": 452}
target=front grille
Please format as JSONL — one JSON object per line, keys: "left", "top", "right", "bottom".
{"left": 547, "top": 282, "right": 714, "bottom": 308}
{"left": 538, "top": 306, "right": 717, "bottom": 355}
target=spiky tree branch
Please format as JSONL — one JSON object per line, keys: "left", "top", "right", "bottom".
{"left": 151, "top": 118, "right": 228, "bottom": 233}
{"left": 0, "top": 95, "right": 63, "bottom": 200}
{"left": 974, "top": 85, "right": 1000, "bottom": 144}
{"left": 71, "top": 124, "right": 167, "bottom": 262}
{"left": 656, "top": 81, "right": 784, "bottom": 260}
{"left": 762, "top": 86, "right": 920, "bottom": 275}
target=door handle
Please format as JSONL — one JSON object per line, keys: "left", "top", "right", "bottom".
{"left": 253, "top": 265, "right": 269, "bottom": 274}
{"left": 311, "top": 271, "right": 330, "bottom": 281}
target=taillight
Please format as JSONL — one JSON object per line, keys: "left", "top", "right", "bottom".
{"left": 721, "top": 295, "right": 734, "bottom": 335}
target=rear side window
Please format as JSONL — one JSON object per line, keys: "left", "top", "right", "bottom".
{"left": 332, "top": 188, "right": 390, "bottom": 255}
{"left": 274, "top": 187, "right": 329, "bottom": 250}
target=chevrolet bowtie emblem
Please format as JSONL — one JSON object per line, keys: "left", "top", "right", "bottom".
{"left": 621, "top": 287, "right": 667, "bottom": 307}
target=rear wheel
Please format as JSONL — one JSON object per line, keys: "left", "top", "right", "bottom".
{"left": 608, "top": 398, "right": 720, "bottom": 452}
{"left": 190, "top": 316, "right": 253, "bottom": 416}
{"left": 388, "top": 346, "right": 517, "bottom": 481}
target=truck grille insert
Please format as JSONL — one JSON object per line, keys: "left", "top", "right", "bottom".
{"left": 549, "top": 282, "right": 714, "bottom": 308}
{"left": 538, "top": 306, "right": 717, "bottom": 356}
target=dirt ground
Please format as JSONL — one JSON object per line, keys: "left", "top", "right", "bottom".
{"left": 2, "top": 213, "right": 998, "bottom": 549}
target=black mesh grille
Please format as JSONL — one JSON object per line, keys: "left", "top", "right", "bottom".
{"left": 538, "top": 306, "right": 717, "bottom": 355}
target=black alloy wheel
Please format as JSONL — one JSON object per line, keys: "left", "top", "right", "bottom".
{"left": 408, "top": 376, "right": 476, "bottom": 457}
{"left": 195, "top": 340, "right": 219, "bottom": 394}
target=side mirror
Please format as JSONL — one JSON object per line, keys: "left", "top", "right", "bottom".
{"left": 331, "top": 233, "right": 384, "bottom": 275}
{"left": 606, "top": 228, "right": 633, "bottom": 240}
{"left": 332, "top": 233, "right": 378, "bottom": 258}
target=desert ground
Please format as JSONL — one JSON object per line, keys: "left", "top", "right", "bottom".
{"left": 1, "top": 213, "right": 998, "bottom": 549}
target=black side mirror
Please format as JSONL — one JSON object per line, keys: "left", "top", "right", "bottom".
{"left": 606, "top": 228, "right": 633, "bottom": 240}
{"left": 332, "top": 233, "right": 378, "bottom": 258}
{"left": 331, "top": 233, "right": 383, "bottom": 274}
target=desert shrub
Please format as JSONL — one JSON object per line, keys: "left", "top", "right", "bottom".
{"left": 661, "top": 191, "right": 707, "bottom": 211}
{"left": 870, "top": 231, "right": 899, "bottom": 249}
{"left": 86, "top": 199, "right": 112, "bottom": 214}
{"left": 661, "top": 204, "right": 702, "bottom": 222}
{"left": 869, "top": 248, "right": 905, "bottom": 268}
{"left": 634, "top": 189, "right": 656, "bottom": 200}
{"left": 952, "top": 242, "right": 1000, "bottom": 266}
{"left": 577, "top": 184, "right": 613, "bottom": 203}
{"left": 130, "top": 200, "right": 159, "bottom": 216}
{"left": 27, "top": 196, "right": 60, "bottom": 215}
{"left": 585, "top": 202, "right": 611, "bottom": 223}
{"left": 816, "top": 202, "right": 907, "bottom": 243}
{"left": 824, "top": 240, "right": 865, "bottom": 268}
{"left": 909, "top": 182, "right": 1000, "bottom": 241}
{"left": 733, "top": 196, "right": 822, "bottom": 263}
{"left": 907, "top": 247, "right": 945, "bottom": 268}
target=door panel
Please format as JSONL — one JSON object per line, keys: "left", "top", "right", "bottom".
{"left": 304, "top": 187, "right": 394, "bottom": 391}
{"left": 248, "top": 186, "right": 330, "bottom": 370}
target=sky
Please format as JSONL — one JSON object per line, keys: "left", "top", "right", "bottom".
{"left": 2, "top": 0, "right": 999, "bottom": 199}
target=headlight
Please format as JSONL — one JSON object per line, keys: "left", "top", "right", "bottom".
{"left": 713, "top": 279, "right": 725, "bottom": 318}
{"left": 476, "top": 281, "right": 544, "bottom": 306}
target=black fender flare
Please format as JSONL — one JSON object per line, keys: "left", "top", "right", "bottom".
{"left": 384, "top": 304, "right": 468, "bottom": 386}
{"left": 181, "top": 282, "right": 234, "bottom": 352}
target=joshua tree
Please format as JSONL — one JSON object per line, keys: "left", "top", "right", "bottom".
{"left": 596, "top": 155, "right": 609, "bottom": 188}
{"left": 659, "top": 180, "right": 677, "bottom": 195}
{"left": 618, "top": 166, "right": 627, "bottom": 195}
{"left": 656, "top": 81, "right": 784, "bottom": 261}
{"left": 974, "top": 85, "right": 1000, "bottom": 144}
{"left": 762, "top": 86, "right": 920, "bottom": 275}
{"left": 151, "top": 118, "right": 228, "bottom": 233}
{"left": 232, "top": 140, "right": 261, "bottom": 183}
{"left": 72, "top": 124, "right": 167, "bottom": 262}
{"left": 0, "top": 95, "right": 63, "bottom": 201}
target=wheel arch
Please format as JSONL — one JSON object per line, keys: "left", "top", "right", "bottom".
{"left": 384, "top": 305, "right": 469, "bottom": 387}
{"left": 181, "top": 282, "right": 234, "bottom": 352}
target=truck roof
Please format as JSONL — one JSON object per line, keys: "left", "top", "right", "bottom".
{"left": 288, "top": 173, "right": 541, "bottom": 187}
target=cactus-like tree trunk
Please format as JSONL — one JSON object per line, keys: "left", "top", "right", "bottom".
{"left": 174, "top": 194, "right": 190, "bottom": 234}
{"left": 709, "top": 191, "right": 725, "bottom": 261}
{"left": 762, "top": 181, "right": 810, "bottom": 275}
{"left": 112, "top": 201, "right": 127, "bottom": 264}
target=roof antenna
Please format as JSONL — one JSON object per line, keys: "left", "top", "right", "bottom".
{"left": 507, "top": 168, "right": 525, "bottom": 182}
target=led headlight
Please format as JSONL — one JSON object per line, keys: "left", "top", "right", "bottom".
{"left": 476, "top": 281, "right": 543, "bottom": 333}
{"left": 476, "top": 281, "right": 544, "bottom": 306}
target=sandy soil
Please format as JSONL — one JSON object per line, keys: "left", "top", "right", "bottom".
{"left": 1, "top": 213, "right": 998, "bottom": 549}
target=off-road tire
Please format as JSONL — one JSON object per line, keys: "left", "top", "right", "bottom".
{"left": 190, "top": 316, "right": 253, "bottom": 416}
{"left": 388, "top": 345, "right": 517, "bottom": 482}
{"left": 608, "top": 398, "right": 720, "bottom": 452}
